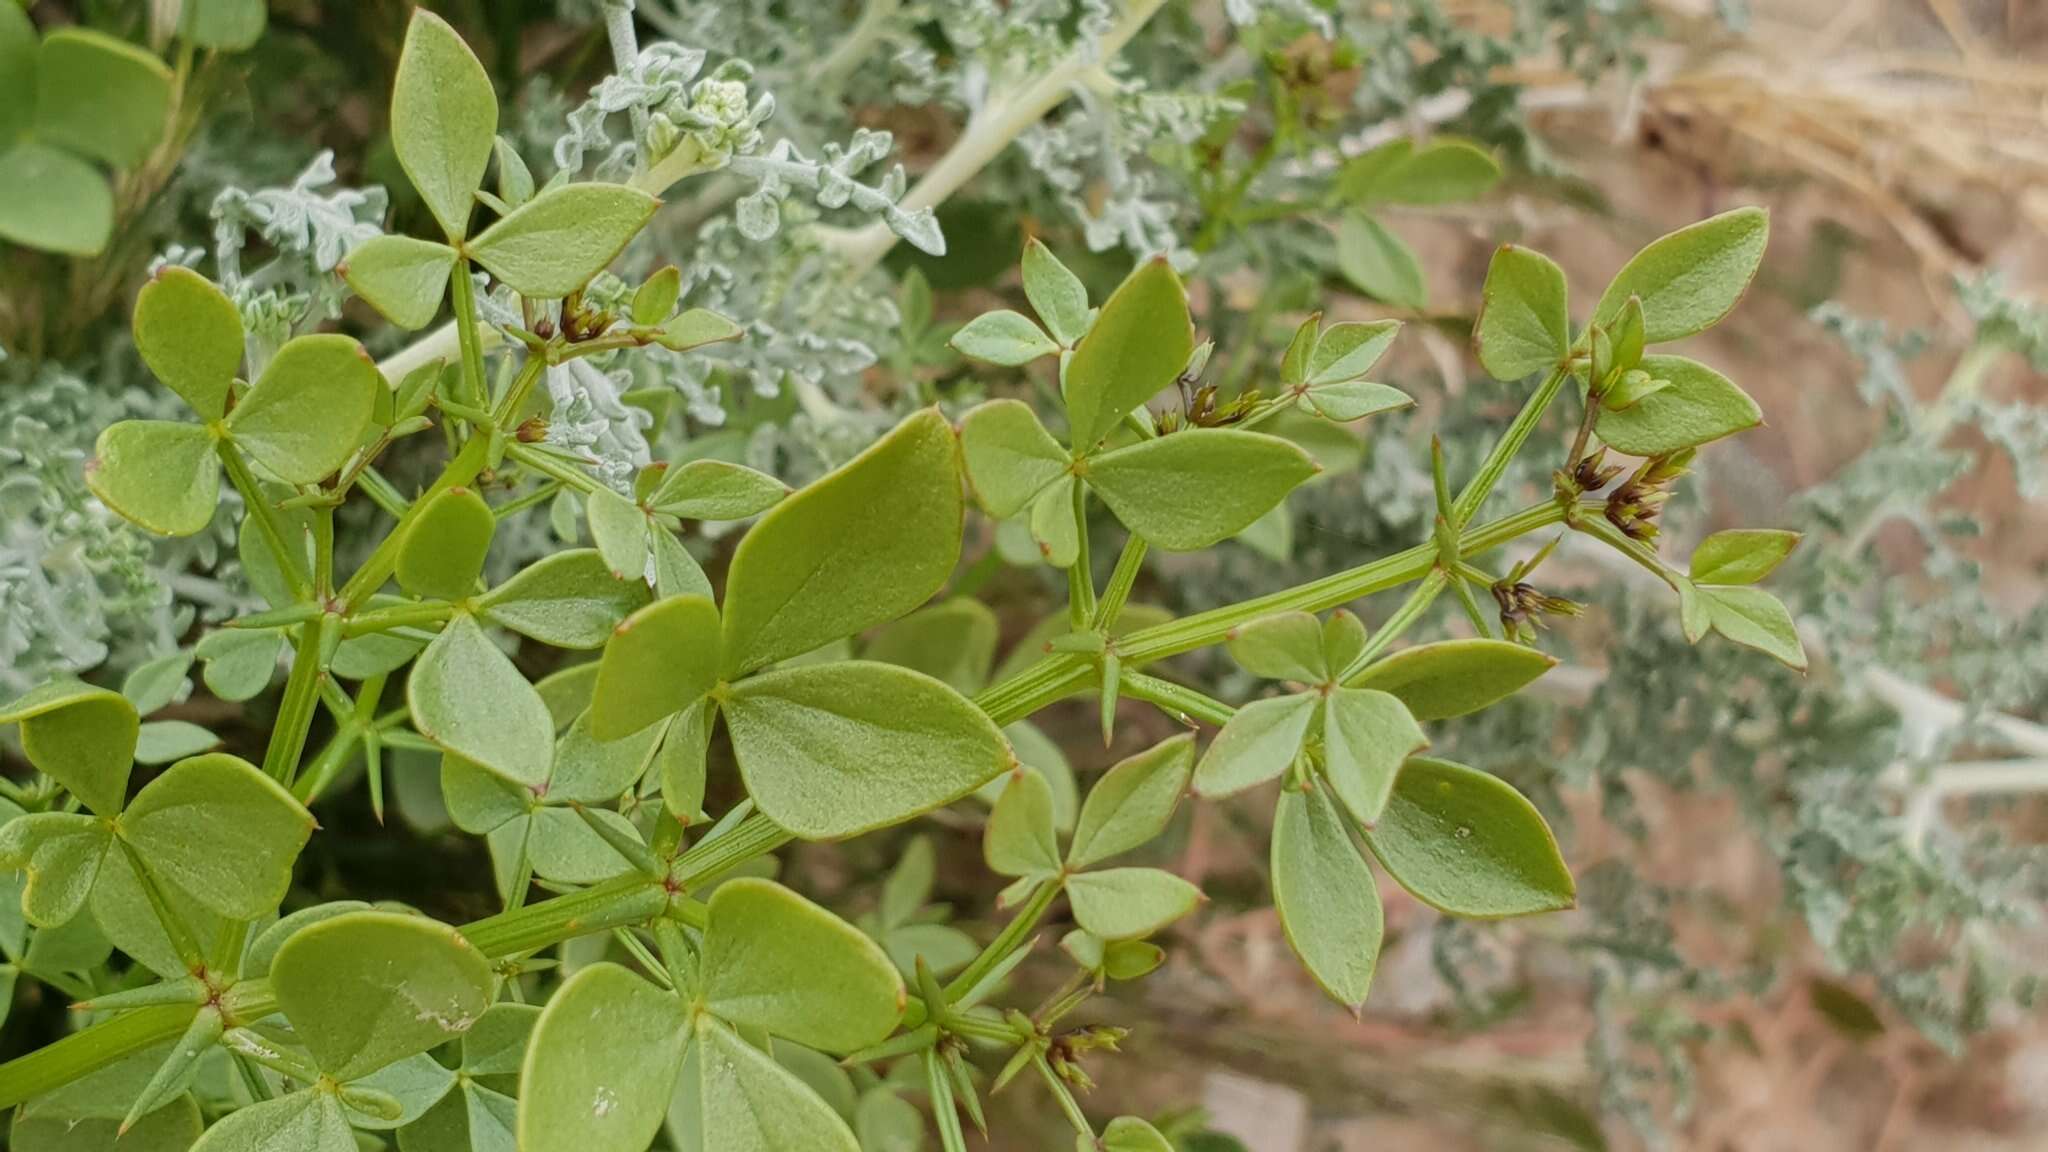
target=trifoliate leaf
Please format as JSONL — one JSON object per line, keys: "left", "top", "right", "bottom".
{"left": 1065, "top": 868, "right": 1201, "bottom": 941}
{"left": 1593, "top": 354, "right": 1762, "bottom": 457}
{"left": 1306, "top": 319, "right": 1400, "bottom": 386}
{"left": 34, "top": 29, "right": 171, "bottom": 168}
{"left": 1225, "top": 611, "right": 1328, "bottom": 683}
{"left": 1475, "top": 244, "right": 1570, "bottom": 381}
{"left": 466, "top": 184, "right": 659, "bottom": 298}
{"left": 0, "top": 680, "right": 139, "bottom": 816}
{"left": 0, "top": 813, "right": 109, "bottom": 928}
{"left": 408, "top": 614, "right": 555, "bottom": 788}
{"left": 959, "top": 399, "right": 1070, "bottom": 519}
{"left": 1593, "top": 207, "right": 1769, "bottom": 344}
{"left": 397, "top": 487, "right": 495, "bottom": 601}
{"left": 118, "top": 753, "right": 314, "bottom": 919}
{"left": 340, "top": 235, "right": 457, "bottom": 330}
{"left": 227, "top": 334, "right": 381, "bottom": 484}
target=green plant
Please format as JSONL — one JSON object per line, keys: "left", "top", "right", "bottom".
{"left": 0, "top": 9, "right": 1803, "bottom": 1152}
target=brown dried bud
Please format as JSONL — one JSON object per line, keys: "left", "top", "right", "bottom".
{"left": 1571, "top": 446, "right": 1624, "bottom": 492}
{"left": 515, "top": 416, "right": 549, "bottom": 443}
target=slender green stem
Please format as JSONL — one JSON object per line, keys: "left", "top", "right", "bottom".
{"left": 356, "top": 467, "right": 409, "bottom": 520}
{"left": 1451, "top": 364, "right": 1571, "bottom": 528}
{"left": 1119, "top": 670, "right": 1232, "bottom": 727}
{"left": 1066, "top": 480, "right": 1095, "bottom": 629}
{"left": 503, "top": 441, "right": 606, "bottom": 494}
{"left": 1092, "top": 537, "right": 1147, "bottom": 631}
{"left": 216, "top": 440, "right": 310, "bottom": 601}
{"left": 262, "top": 614, "right": 335, "bottom": 785}
{"left": 944, "top": 877, "right": 1059, "bottom": 1003}
{"left": 1034, "top": 1053, "right": 1095, "bottom": 1139}
{"left": 343, "top": 602, "right": 455, "bottom": 637}
{"left": 337, "top": 433, "right": 492, "bottom": 611}
{"left": 0, "top": 1005, "right": 197, "bottom": 1108}
{"left": 448, "top": 262, "right": 490, "bottom": 411}
{"left": 1336, "top": 569, "right": 1447, "bottom": 682}
{"left": 1574, "top": 516, "right": 1681, "bottom": 589}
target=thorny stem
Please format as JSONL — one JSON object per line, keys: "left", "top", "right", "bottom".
{"left": 1093, "top": 538, "right": 1149, "bottom": 632}
{"left": 1118, "top": 670, "right": 1233, "bottom": 727}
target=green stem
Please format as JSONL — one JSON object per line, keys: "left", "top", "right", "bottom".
{"left": 448, "top": 262, "right": 490, "bottom": 411}
{"left": 216, "top": 440, "right": 310, "bottom": 601}
{"left": 343, "top": 602, "right": 455, "bottom": 637}
{"left": 262, "top": 614, "right": 335, "bottom": 785}
{"left": 1118, "top": 670, "right": 1233, "bottom": 727}
{"left": 337, "top": 433, "right": 492, "bottom": 612}
{"left": 1092, "top": 537, "right": 1147, "bottom": 631}
{"left": 1336, "top": 568, "right": 1447, "bottom": 682}
{"left": 1574, "top": 515, "right": 1681, "bottom": 589}
{"left": 1450, "top": 364, "right": 1571, "bottom": 528}
{"left": 1067, "top": 480, "right": 1095, "bottom": 629}
{"left": 944, "top": 877, "right": 1060, "bottom": 1004}
{"left": 503, "top": 441, "right": 606, "bottom": 494}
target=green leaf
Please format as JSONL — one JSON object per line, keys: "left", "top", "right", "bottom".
{"left": 478, "top": 549, "right": 649, "bottom": 649}
{"left": 1593, "top": 354, "right": 1762, "bottom": 457}
{"left": 528, "top": 807, "right": 643, "bottom": 883}
{"left": 701, "top": 877, "right": 905, "bottom": 1052}
{"left": 984, "top": 767, "right": 1061, "bottom": 879}
{"left": 118, "top": 753, "right": 313, "bottom": 919}
{"left": 1319, "top": 688, "right": 1427, "bottom": 827}
{"left": 1030, "top": 478, "right": 1080, "bottom": 567}
{"left": 391, "top": 9, "right": 498, "bottom": 240}
{"left": 179, "top": 0, "right": 267, "bottom": 50}
{"left": 677, "top": 1018, "right": 861, "bottom": 1152}
{"left": 1345, "top": 639, "right": 1557, "bottom": 720}
{"left": 440, "top": 755, "right": 528, "bottom": 835}
{"left": 959, "top": 399, "right": 1071, "bottom": 519}
{"left": 133, "top": 266, "right": 243, "bottom": 419}
{"left": 1697, "top": 584, "right": 1807, "bottom": 670}
{"left": 1065, "top": 868, "right": 1201, "bottom": 941}
{"left": 1306, "top": 320, "right": 1400, "bottom": 386}
{"left": 725, "top": 661, "right": 1011, "bottom": 840}
{"left": 1063, "top": 259, "right": 1194, "bottom": 448}
{"left": 1022, "top": 239, "right": 1090, "bottom": 346}
{"left": 721, "top": 409, "right": 962, "bottom": 675}
{"left": 188, "top": 1089, "right": 354, "bottom": 1152}
{"left": 1363, "top": 758, "right": 1574, "bottom": 918}
{"left": 0, "top": 681, "right": 139, "bottom": 815}
{"left": 589, "top": 594, "right": 720, "bottom": 740}
{"left": 585, "top": 488, "right": 651, "bottom": 583}
{"left": 0, "top": 814, "right": 109, "bottom": 928}
{"left": 632, "top": 266, "right": 681, "bottom": 326}
{"left": 658, "top": 701, "right": 714, "bottom": 819}
{"left": 244, "top": 900, "right": 375, "bottom": 980}
{"left": 1192, "top": 693, "right": 1317, "bottom": 798}
{"left": 1475, "top": 244, "right": 1570, "bottom": 380}
{"left": 949, "top": 310, "right": 1059, "bottom": 366}
{"left": 1322, "top": 609, "right": 1368, "bottom": 673}
{"left": 1067, "top": 734, "right": 1194, "bottom": 869}
{"left": 1099, "top": 1116, "right": 1177, "bottom": 1152}
{"left": 1337, "top": 213, "right": 1425, "bottom": 310}
{"left": 86, "top": 420, "right": 220, "bottom": 537}
{"left": 467, "top": 184, "right": 660, "bottom": 298}
{"left": 34, "top": 29, "right": 171, "bottom": 168}
{"left": 864, "top": 599, "right": 1000, "bottom": 695}
{"left": 273, "top": 910, "right": 495, "bottom": 1080}
{"left": 519, "top": 963, "right": 688, "bottom": 1152}
{"left": 88, "top": 841, "right": 221, "bottom": 978}
{"left": 1225, "top": 611, "right": 1328, "bottom": 683}
{"left": 397, "top": 487, "right": 495, "bottom": 601}
{"left": 647, "top": 459, "right": 789, "bottom": 520}
{"left": 227, "top": 333, "right": 381, "bottom": 484}
{"left": 122, "top": 650, "right": 194, "bottom": 715}
{"left": 1272, "top": 785, "right": 1382, "bottom": 1010}
{"left": 1302, "top": 379, "right": 1413, "bottom": 422}
{"left": 1689, "top": 529, "right": 1800, "bottom": 586}
{"left": 1352, "top": 137, "right": 1501, "bottom": 205}
{"left": 0, "top": 142, "right": 112, "bottom": 256}
{"left": 1593, "top": 207, "right": 1769, "bottom": 344}
{"left": 341, "top": 235, "right": 457, "bottom": 330}
{"left": 195, "top": 628, "right": 281, "bottom": 701}
{"left": 347, "top": 1053, "right": 459, "bottom": 1130}
{"left": 1087, "top": 429, "right": 1318, "bottom": 551}
{"left": 0, "top": 6, "right": 36, "bottom": 145}
{"left": 408, "top": 614, "right": 556, "bottom": 788}
{"left": 656, "top": 308, "right": 745, "bottom": 353}
{"left": 549, "top": 710, "right": 663, "bottom": 804}
{"left": 133, "top": 721, "right": 221, "bottom": 765}
{"left": 10, "top": 1046, "right": 205, "bottom": 1151}
{"left": 653, "top": 528, "right": 712, "bottom": 599}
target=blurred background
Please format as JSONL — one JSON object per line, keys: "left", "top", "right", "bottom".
{"left": 2, "top": 2, "right": 2046, "bottom": 1150}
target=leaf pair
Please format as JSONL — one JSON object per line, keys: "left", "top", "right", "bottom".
{"left": 1277, "top": 314, "right": 1412, "bottom": 422}
{"left": 1333, "top": 137, "right": 1502, "bottom": 310}
{"left": 1679, "top": 529, "right": 1807, "bottom": 670}
{"left": 986, "top": 736, "right": 1203, "bottom": 941}
{"left": 520, "top": 879, "right": 904, "bottom": 1152}
{"left": 89, "top": 268, "right": 381, "bottom": 537}
{"left": 583, "top": 457, "right": 786, "bottom": 592}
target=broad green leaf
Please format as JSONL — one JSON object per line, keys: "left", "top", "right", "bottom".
{"left": 1698, "top": 584, "right": 1807, "bottom": 670}
{"left": 179, "top": 0, "right": 267, "bottom": 50}
{"left": 1475, "top": 244, "right": 1570, "bottom": 380}
{"left": 527, "top": 807, "right": 641, "bottom": 883}
{"left": 1302, "top": 379, "right": 1413, "bottom": 422}
{"left": 1594, "top": 354, "right": 1761, "bottom": 457}
{"left": 1088, "top": 428, "right": 1317, "bottom": 551}
{"left": 133, "top": 721, "right": 221, "bottom": 765}
{"left": 1345, "top": 639, "right": 1557, "bottom": 720}
{"left": 1363, "top": 758, "right": 1574, "bottom": 918}
{"left": 0, "top": 680, "right": 139, "bottom": 815}
{"left": 959, "top": 399, "right": 1071, "bottom": 518}
{"left": 188, "top": 1089, "right": 354, "bottom": 1152}
{"left": 550, "top": 710, "right": 663, "bottom": 804}
{"left": 1192, "top": 693, "right": 1317, "bottom": 798}
{"left": 701, "top": 877, "right": 905, "bottom": 1052}
{"left": 1235, "top": 498, "right": 1292, "bottom": 562}
{"left": 1067, "top": 734, "right": 1194, "bottom": 869}
{"left": 1272, "top": 785, "right": 1382, "bottom": 1010}
{"left": 1030, "top": 477, "right": 1081, "bottom": 567}
{"left": 648, "top": 459, "right": 789, "bottom": 520}
{"left": 1319, "top": 688, "right": 1427, "bottom": 828}
{"left": 0, "top": 814, "right": 109, "bottom": 928}
{"left": 245, "top": 900, "right": 375, "bottom": 980}
{"left": 0, "top": 142, "right": 113, "bottom": 256}
{"left": 122, "top": 650, "right": 194, "bottom": 715}
{"left": 227, "top": 334, "right": 381, "bottom": 484}
{"left": 1306, "top": 320, "right": 1400, "bottom": 386}
{"left": 397, "top": 487, "right": 495, "bottom": 601}
{"left": 400, "top": 1083, "right": 518, "bottom": 1152}
{"left": 534, "top": 664, "right": 601, "bottom": 731}
{"left": 1322, "top": 609, "right": 1368, "bottom": 672}
{"left": 90, "top": 843, "right": 223, "bottom": 978}
{"left": 589, "top": 594, "right": 720, "bottom": 740}
{"left": 392, "top": 10, "right": 498, "bottom": 240}
{"left": 118, "top": 753, "right": 313, "bottom": 919}
{"left": 86, "top": 420, "right": 220, "bottom": 537}
{"left": 633, "top": 266, "right": 681, "bottom": 325}
{"left": 134, "top": 266, "right": 243, "bottom": 419}
{"left": 653, "top": 528, "right": 712, "bottom": 599}
{"left": 864, "top": 598, "right": 999, "bottom": 695}
{"left": 725, "top": 661, "right": 1010, "bottom": 839}
{"left": 1593, "top": 207, "right": 1769, "bottom": 344}
{"left": 1063, "top": 259, "right": 1194, "bottom": 448}
{"left": 1689, "top": 529, "right": 1800, "bottom": 586}
{"left": 656, "top": 308, "right": 744, "bottom": 353}
{"left": 467, "top": 184, "right": 660, "bottom": 297}
{"left": 440, "top": 755, "right": 530, "bottom": 835}
{"left": 1022, "top": 239, "right": 1090, "bottom": 345}
{"left": 34, "top": 29, "right": 171, "bottom": 168}
{"left": 408, "top": 614, "right": 555, "bottom": 788}
{"left": 1065, "top": 867, "right": 1201, "bottom": 941}
{"left": 853, "top": 1088, "right": 921, "bottom": 1152}
{"left": 586, "top": 488, "right": 651, "bottom": 582}
{"left": 1356, "top": 137, "right": 1500, "bottom": 205}
{"left": 479, "top": 550, "right": 648, "bottom": 649}
{"left": 195, "top": 628, "right": 282, "bottom": 701}
{"left": 949, "top": 310, "right": 1059, "bottom": 366}
{"left": 346, "top": 1053, "right": 459, "bottom": 1130}
{"left": 1098, "top": 1115, "right": 1177, "bottom": 1152}
{"left": 999, "top": 722, "right": 1079, "bottom": 832}
{"left": 1225, "top": 611, "right": 1328, "bottom": 683}
{"left": 721, "top": 409, "right": 962, "bottom": 675}
{"left": 659, "top": 702, "right": 714, "bottom": 819}
{"left": 341, "top": 235, "right": 457, "bottom": 330}
{"left": 273, "top": 910, "right": 494, "bottom": 1080}
{"left": 1337, "top": 213, "right": 1425, "bottom": 310}
{"left": 519, "top": 963, "right": 688, "bottom": 1152}
{"left": 679, "top": 1017, "right": 861, "bottom": 1152}
{"left": 985, "top": 767, "right": 1061, "bottom": 879}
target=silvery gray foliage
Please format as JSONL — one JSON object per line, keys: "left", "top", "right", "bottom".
{"left": 543, "top": 359, "right": 657, "bottom": 494}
